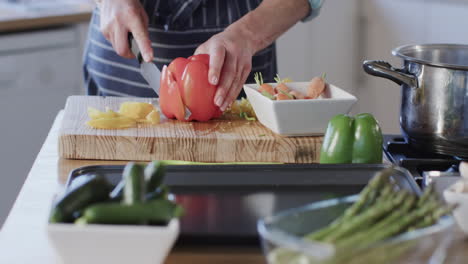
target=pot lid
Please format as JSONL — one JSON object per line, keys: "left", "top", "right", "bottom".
{"left": 392, "top": 44, "right": 468, "bottom": 70}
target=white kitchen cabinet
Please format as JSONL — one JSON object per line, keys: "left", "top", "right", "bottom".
{"left": 0, "top": 25, "right": 87, "bottom": 227}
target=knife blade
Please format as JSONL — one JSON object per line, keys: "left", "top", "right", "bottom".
{"left": 128, "top": 34, "right": 191, "bottom": 120}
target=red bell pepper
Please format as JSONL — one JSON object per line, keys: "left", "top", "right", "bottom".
{"left": 159, "top": 54, "right": 222, "bottom": 122}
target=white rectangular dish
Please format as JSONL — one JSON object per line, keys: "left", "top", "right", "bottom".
{"left": 243, "top": 82, "right": 357, "bottom": 136}
{"left": 47, "top": 219, "right": 179, "bottom": 264}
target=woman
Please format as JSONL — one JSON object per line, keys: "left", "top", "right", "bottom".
{"left": 84, "top": 0, "right": 323, "bottom": 111}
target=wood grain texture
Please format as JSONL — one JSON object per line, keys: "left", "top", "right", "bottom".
{"left": 59, "top": 96, "right": 323, "bottom": 163}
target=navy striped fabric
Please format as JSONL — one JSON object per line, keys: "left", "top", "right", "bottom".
{"left": 83, "top": 0, "right": 277, "bottom": 97}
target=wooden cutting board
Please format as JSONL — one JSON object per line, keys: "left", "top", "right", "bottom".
{"left": 59, "top": 96, "right": 323, "bottom": 163}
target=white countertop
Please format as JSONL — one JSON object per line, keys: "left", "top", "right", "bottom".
{"left": 0, "top": 112, "right": 63, "bottom": 263}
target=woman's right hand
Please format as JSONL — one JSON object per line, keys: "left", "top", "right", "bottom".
{"left": 99, "top": 0, "right": 153, "bottom": 62}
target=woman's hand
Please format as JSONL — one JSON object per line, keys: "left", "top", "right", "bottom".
{"left": 195, "top": 26, "right": 257, "bottom": 111}
{"left": 195, "top": 0, "right": 310, "bottom": 111}
{"left": 99, "top": 0, "right": 153, "bottom": 62}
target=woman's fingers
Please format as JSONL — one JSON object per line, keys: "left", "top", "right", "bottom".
{"left": 207, "top": 45, "right": 226, "bottom": 86}
{"left": 215, "top": 51, "right": 237, "bottom": 109}
{"left": 195, "top": 41, "right": 225, "bottom": 86}
{"left": 127, "top": 10, "right": 153, "bottom": 62}
{"left": 221, "top": 59, "right": 252, "bottom": 110}
{"left": 113, "top": 26, "right": 134, "bottom": 59}
{"left": 99, "top": 0, "right": 152, "bottom": 61}
{"left": 221, "top": 74, "right": 241, "bottom": 111}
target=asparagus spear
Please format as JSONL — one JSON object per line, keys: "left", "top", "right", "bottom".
{"left": 374, "top": 182, "right": 395, "bottom": 204}
{"left": 361, "top": 199, "right": 441, "bottom": 246}
{"left": 342, "top": 167, "right": 394, "bottom": 220}
{"left": 417, "top": 183, "right": 436, "bottom": 207}
{"left": 335, "top": 193, "right": 415, "bottom": 247}
{"left": 324, "top": 190, "right": 407, "bottom": 243}
{"left": 410, "top": 204, "right": 455, "bottom": 230}
{"left": 306, "top": 170, "right": 392, "bottom": 241}
{"left": 336, "top": 192, "right": 414, "bottom": 242}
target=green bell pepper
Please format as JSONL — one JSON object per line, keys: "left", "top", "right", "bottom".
{"left": 319, "top": 113, "right": 383, "bottom": 164}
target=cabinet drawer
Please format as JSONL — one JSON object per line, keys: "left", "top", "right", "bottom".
{"left": 0, "top": 46, "right": 81, "bottom": 96}
{"left": 0, "top": 26, "right": 76, "bottom": 53}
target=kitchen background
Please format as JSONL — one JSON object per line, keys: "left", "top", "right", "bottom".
{"left": 0, "top": 0, "right": 465, "bottom": 227}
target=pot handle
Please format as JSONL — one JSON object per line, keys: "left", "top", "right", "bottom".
{"left": 363, "top": 60, "right": 418, "bottom": 87}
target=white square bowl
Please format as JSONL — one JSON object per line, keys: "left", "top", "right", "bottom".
{"left": 243, "top": 82, "right": 357, "bottom": 136}
{"left": 47, "top": 219, "right": 179, "bottom": 264}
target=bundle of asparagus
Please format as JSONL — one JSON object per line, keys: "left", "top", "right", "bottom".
{"left": 301, "top": 167, "right": 454, "bottom": 264}
{"left": 268, "top": 167, "right": 454, "bottom": 264}
{"left": 306, "top": 167, "right": 453, "bottom": 249}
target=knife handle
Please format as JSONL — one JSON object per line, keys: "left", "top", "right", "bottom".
{"left": 128, "top": 33, "right": 144, "bottom": 64}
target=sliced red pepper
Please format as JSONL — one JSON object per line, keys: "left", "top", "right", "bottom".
{"left": 160, "top": 54, "right": 222, "bottom": 122}
{"left": 159, "top": 65, "right": 186, "bottom": 121}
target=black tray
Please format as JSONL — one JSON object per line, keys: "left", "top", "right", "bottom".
{"left": 67, "top": 164, "right": 420, "bottom": 245}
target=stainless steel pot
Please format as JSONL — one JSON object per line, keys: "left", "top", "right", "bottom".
{"left": 363, "top": 44, "right": 468, "bottom": 157}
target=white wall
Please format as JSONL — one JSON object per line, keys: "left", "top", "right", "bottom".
{"left": 357, "top": 0, "right": 468, "bottom": 133}
{"left": 278, "top": 0, "right": 468, "bottom": 134}
{"left": 277, "top": 0, "right": 360, "bottom": 95}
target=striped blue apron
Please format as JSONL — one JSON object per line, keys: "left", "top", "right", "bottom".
{"left": 83, "top": 0, "right": 277, "bottom": 97}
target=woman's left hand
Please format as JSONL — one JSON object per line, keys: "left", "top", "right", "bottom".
{"left": 195, "top": 26, "right": 258, "bottom": 111}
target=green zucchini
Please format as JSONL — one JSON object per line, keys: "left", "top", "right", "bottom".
{"left": 123, "top": 162, "right": 145, "bottom": 205}
{"left": 49, "top": 174, "right": 112, "bottom": 223}
{"left": 80, "top": 199, "right": 184, "bottom": 225}
{"left": 145, "top": 160, "right": 166, "bottom": 192}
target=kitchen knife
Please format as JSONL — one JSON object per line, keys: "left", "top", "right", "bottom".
{"left": 128, "top": 34, "right": 191, "bottom": 120}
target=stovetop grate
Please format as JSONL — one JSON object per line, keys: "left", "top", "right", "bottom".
{"left": 383, "top": 135, "right": 461, "bottom": 186}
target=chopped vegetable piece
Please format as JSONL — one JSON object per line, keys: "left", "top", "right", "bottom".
{"left": 88, "top": 107, "right": 120, "bottom": 119}
{"left": 241, "top": 112, "right": 256, "bottom": 121}
{"left": 225, "top": 98, "right": 257, "bottom": 120}
{"left": 278, "top": 89, "right": 294, "bottom": 99}
{"left": 307, "top": 73, "right": 327, "bottom": 99}
{"left": 86, "top": 102, "right": 160, "bottom": 129}
{"left": 274, "top": 74, "right": 293, "bottom": 84}
{"left": 289, "top": 90, "right": 305, "bottom": 99}
{"left": 261, "top": 91, "right": 276, "bottom": 100}
{"left": 87, "top": 116, "right": 137, "bottom": 129}
{"left": 276, "top": 83, "right": 290, "bottom": 94}
{"left": 276, "top": 92, "right": 291, "bottom": 100}
{"left": 145, "top": 109, "right": 160, "bottom": 124}
{"left": 274, "top": 74, "right": 292, "bottom": 94}
{"left": 255, "top": 72, "right": 275, "bottom": 96}
{"left": 119, "top": 102, "right": 155, "bottom": 120}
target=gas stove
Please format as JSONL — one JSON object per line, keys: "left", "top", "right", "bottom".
{"left": 383, "top": 135, "right": 462, "bottom": 191}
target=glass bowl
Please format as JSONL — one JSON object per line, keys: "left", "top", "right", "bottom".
{"left": 257, "top": 195, "right": 455, "bottom": 264}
